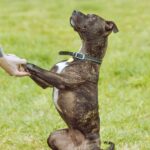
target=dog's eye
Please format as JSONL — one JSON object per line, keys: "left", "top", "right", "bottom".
{"left": 89, "top": 18, "right": 94, "bottom": 22}
{"left": 88, "top": 16, "right": 97, "bottom": 22}
{"left": 92, "top": 16, "right": 96, "bottom": 21}
{"left": 83, "top": 25, "right": 87, "bottom": 29}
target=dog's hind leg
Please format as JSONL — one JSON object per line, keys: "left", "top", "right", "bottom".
{"left": 84, "top": 133, "right": 101, "bottom": 150}
{"left": 47, "top": 129, "right": 74, "bottom": 150}
{"left": 47, "top": 128, "right": 86, "bottom": 150}
{"left": 104, "top": 141, "right": 115, "bottom": 150}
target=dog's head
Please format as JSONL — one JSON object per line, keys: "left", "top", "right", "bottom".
{"left": 70, "top": 10, "right": 118, "bottom": 41}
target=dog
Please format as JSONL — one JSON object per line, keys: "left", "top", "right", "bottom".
{"left": 24, "top": 10, "right": 118, "bottom": 150}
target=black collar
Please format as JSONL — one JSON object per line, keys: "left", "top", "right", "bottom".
{"left": 59, "top": 51, "right": 102, "bottom": 65}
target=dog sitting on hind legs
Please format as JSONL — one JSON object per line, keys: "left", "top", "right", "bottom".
{"left": 24, "top": 10, "right": 119, "bottom": 150}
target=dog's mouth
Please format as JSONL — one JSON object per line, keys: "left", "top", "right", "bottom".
{"left": 70, "top": 16, "right": 80, "bottom": 31}
{"left": 70, "top": 10, "right": 78, "bottom": 28}
{"left": 70, "top": 17, "right": 75, "bottom": 27}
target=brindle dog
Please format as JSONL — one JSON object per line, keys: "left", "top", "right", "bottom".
{"left": 24, "top": 10, "right": 118, "bottom": 150}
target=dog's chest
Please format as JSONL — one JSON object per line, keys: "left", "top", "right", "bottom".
{"left": 53, "top": 61, "right": 68, "bottom": 112}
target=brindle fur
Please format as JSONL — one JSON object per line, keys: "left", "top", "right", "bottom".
{"left": 24, "top": 10, "right": 118, "bottom": 150}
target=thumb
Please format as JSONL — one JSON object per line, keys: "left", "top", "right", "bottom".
{"left": 15, "top": 58, "right": 27, "bottom": 65}
{"left": 14, "top": 71, "right": 30, "bottom": 77}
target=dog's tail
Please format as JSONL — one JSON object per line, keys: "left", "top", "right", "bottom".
{"left": 104, "top": 141, "right": 115, "bottom": 150}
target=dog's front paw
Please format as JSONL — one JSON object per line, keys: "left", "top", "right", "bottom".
{"left": 23, "top": 63, "right": 39, "bottom": 75}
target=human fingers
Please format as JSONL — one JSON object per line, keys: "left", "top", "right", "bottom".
{"left": 14, "top": 71, "right": 31, "bottom": 77}
{"left": 15, "top": 58, "right": 27, "bottom": 65}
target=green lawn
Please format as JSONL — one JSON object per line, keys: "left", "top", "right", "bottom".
{"left": 0, "top": 0, "right": 149, "bottom": 149}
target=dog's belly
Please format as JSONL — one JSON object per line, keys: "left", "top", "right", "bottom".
{"left": 53, "top": 61, "right": 68, "bottom": 112}
{"left": 56, "top": 87, "right": 100, "bottom": 135}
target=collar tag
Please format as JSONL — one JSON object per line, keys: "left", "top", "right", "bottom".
{"left": 67, "top": 57, "right": 74, "bottom": 62}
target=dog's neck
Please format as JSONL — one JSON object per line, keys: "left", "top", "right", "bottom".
{"left": 79, "top": 37, "right": 108, "bottom": 60}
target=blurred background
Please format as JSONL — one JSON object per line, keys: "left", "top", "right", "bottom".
{"left": 0, "top": 0, "right": 149, "bottom": 149}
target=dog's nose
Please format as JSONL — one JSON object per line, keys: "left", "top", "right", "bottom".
{"left": 72, "top": 10, "right": 85, "bottom": 18}
{"left": 73, "top": 10, "right": 76, "bottom": 13}
{"left": 73, "top": 10, "right": 77, "bottom": 15}
{"left": 73, "top": 10, "right": 82, "bottom": 15}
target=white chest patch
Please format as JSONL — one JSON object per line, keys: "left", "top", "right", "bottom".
{"left": 53, "top": 61, "right": 68, "bottom": 112}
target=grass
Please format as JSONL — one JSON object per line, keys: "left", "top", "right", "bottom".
{"left": 0, "top": 0, "right": 149, "bottom": 149}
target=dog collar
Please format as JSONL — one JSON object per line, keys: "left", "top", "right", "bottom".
{"left": 59, "top": 51, "right": 102, "bottom": 65}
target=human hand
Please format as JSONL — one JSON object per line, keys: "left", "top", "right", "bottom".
{"left": 0, "top": 53, "right": 30, "bottom": 77}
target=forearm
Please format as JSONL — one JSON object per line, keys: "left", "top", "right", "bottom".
{"left": 0, "top": 48, "right": 4, "bottom": 57}
{"left": 25, "top": 63, "right": 85, "bottom": 89}
{"left": 30, "top": 74, "right": 51, "bottom": 89}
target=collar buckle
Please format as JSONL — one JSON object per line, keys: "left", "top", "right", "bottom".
{"left": 73, "top": 52, "right": 85, "bottom": 60}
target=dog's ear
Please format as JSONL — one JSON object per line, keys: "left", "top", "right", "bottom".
{"left": 105, "top": 21, "right": 119, "bottom": 33}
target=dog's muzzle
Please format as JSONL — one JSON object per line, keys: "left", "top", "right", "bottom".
{"left": 70, "top": 10, "right": 86, "bottom": 28}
